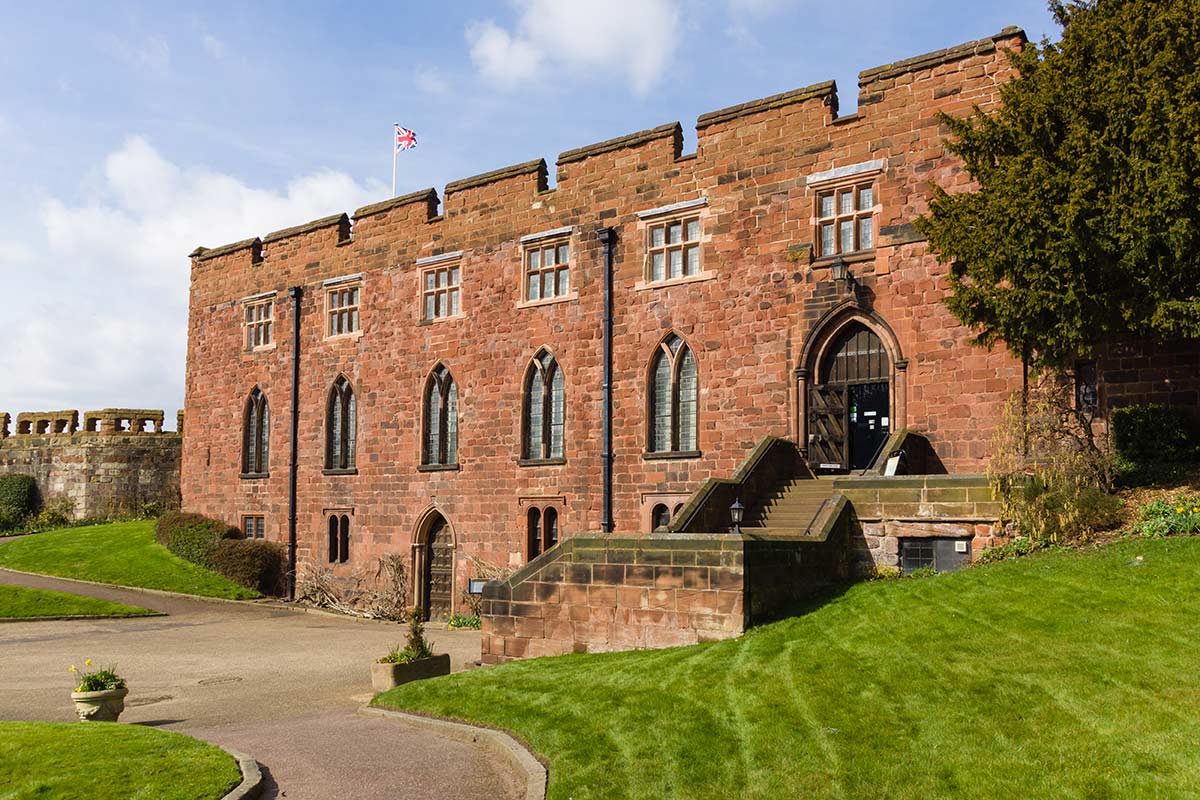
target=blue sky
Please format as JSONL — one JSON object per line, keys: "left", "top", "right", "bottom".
{"left": 0, "top": 1, "right": 1059, "bottom": 423}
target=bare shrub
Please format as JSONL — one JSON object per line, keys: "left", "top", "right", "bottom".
{"left": 989, "top": 377, "right": 1121, "bottom": 545}
{"left": 295, "top": 552, "right": 410, "bottom": 620}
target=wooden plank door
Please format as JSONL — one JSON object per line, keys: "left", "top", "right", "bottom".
{"left": 808, "top": 384, "right": 847, "bottom": 469}
{"left": 427, "top": 524, "right": 454, "bottom": 621}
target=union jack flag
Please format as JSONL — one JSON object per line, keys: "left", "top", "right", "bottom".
{"left": 394, "top": 125, "right": 417, "bottom": 152}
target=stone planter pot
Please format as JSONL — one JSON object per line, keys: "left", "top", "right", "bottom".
{"left": 70, "top": 686, "right": 128, "bottom": 722}
{"left": 371, "top": 654, "right": 451, "bottom": 692}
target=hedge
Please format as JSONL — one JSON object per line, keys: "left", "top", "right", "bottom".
{"left": 0, "top": 475, "right": 39, "bottom": 530}
{"left": 208, "top": 539, "right": 286, "bottom": 595}
{"left": 154, "top": 512, "right": 240, "bottom": 570}
{"left": 1112, "top": 404, "right": 1197, "bottom": 463}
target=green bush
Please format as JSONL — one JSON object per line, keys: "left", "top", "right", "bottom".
{"left": 154, "top": 512, "right": 240, "bottom": 570}
{"left": 0, "top": 508, "right": 20, "bottom": 533}
{"left": 0, "top": 474, "right": 39, "bottom": 522}
{"left": 976, "top": 536, "right": 1050, "bottom": 564}
{"left": 1112, "top": 404, "right": 1197, "bottom": 464}
{"left": 207, "top": 539, "right": 286, "bottom": 595}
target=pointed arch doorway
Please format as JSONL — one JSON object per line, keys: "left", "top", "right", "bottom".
{"left": 413, "top": 510, "right": 454, "bottom": 621}
{"left": 799, "top": 309, "right": 906, "bottom": 472}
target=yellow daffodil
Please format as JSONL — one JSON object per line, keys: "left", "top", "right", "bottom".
{"left": 68, "top": 665, "right": 76, "bottom": 672}
{"left": 84, "top": 659, "right": 92, "bottom": 667}
{"left": 1192, "top": 507, "right": 1199, "bottom": 514}
{"left": 1176, "top": 507, "right": 1185, "bottom": 513}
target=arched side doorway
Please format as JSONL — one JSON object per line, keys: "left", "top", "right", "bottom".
{"left": 412, "top": 509, "right": 455, "bottom": 621}
{"left": 798, "top": 308, "right": 906, "bottom": 472}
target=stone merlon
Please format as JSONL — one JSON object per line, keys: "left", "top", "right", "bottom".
{"left": 859, "top": 26, "right": 1027, "bottom": 86}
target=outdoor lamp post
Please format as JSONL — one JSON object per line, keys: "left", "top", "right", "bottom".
{"left": 730, "top": 499, "right": 745, "bottom": 535}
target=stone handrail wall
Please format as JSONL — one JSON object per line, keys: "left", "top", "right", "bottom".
{"left": 669, "top": 437, "right": 808, "bottom": 534}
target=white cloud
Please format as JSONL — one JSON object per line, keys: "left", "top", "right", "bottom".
{"left": 202, "top": 33, "right": 225, "bottom": 60}
{"left": 0, "top": 137, "right": 384, "bottom": 421}
{"left": 466, "top": 0, "right": 682, "bottom": 95}
{"left": 415, "top": 67, "right": 452, "bottom": 96}
{"left": 103, "top": 33, "right": 171, "bottom": 73}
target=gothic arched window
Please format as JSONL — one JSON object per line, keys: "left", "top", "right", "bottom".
{"left": 325, "top": 377, "right": 357, "bottom": 471}
{"left": 328, "top": 514, "right": 350, "bottom": 563}
{"left": 523, "top": 350, "right": 565, "bottom": 461}
{"left": 242, "top": 388, "right": 269, "bottom": 476}
{"left": 423, "top": 365, "right": 458, "bottom": 466}
{"left": 648, "top": 334, "right": 698, "bottom": 453}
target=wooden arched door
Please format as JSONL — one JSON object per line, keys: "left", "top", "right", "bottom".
{"left": 808, "top": 322, "right": 891, "bottom": 471}
{"left": 421, "top": 514, "right": 454, "bottom": 621}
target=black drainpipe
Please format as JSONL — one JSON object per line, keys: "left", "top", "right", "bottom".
{"left": 597, "top": 227, "right": 615, "bottom": 533}
{"left": 286, "top": 286, "right": 303, "bottom": 600}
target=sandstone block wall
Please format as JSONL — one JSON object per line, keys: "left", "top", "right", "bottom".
{"left": 0, "top": 434, "right": 182, "bottom": 519}
{"left": 833, "top": 474, "right": 1002, "bottom": 571}
{"left": 481, "top": 536, "right": 747, "bottom": 663}
{"left": 0, "top": 408, "right": 181, "bottom": 520}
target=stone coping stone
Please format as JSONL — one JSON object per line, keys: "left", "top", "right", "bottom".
{"left": 697, "top": 81, "right": 835, "bottom": 129}
{"left": 220, "top": 746, "right": 264, "bottom": 800}
{"left": 360, "top": 705, "right": 546, "bottom": 800}
{"left": 444, "top": 159, "right": 547, "bottom": 195}
{"left": 262, "top": 213, "right": 348, "bottom": 245}
{"left": 833, "top": 474, "right": 991, "bottom": 490}
{"left": 557, "top": 122, "right": 681, "bottom": 166}
{"left": 354, "top": 188, "right": 439, "bottom": 220}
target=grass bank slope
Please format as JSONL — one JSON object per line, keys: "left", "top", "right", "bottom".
{"left": 0, "top": 584, "right": 154, "bottom": 619}
{"left": 0, "top": 721, "right": 240, "bottom": 799}
{"left": 377, "top": 537, "right": 1200, "bottom": 800}
{"left": 0, "top": 521, "right": 257, "bottom": 600}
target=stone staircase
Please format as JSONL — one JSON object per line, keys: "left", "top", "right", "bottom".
{"left": 741, "top": 471, "right": 836, "bottom": 538}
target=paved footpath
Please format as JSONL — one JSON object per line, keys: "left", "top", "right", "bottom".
{"left": 0, "top": 568, "right": 520, "bottom": 800}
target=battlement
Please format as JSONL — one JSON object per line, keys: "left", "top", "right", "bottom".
{"left": 2, "top": 408, "right": 180, "bottom": 438}
{"left": 189, "top": 27, "right": 1024, "bottom": 276}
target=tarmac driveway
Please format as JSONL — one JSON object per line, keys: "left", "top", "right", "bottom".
{"left": 0, "top": 569, "right": 519, "bottom": 800}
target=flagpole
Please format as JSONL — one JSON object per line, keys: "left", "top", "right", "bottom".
{"left": 391, "top": 124, "right": 397, "bottom": 197}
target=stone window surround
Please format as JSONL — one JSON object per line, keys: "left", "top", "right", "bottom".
{"left": 323, "top": 274, "right": 363, "bottom": 342}
{"left": 520, "top": 349, "right": 567, "bottom": 465}
{"left": 416, "top": 252, "right": 464, "bottom": 324}
{"left": 241, "top": 514, "right": 265, "bottom": 539}
{"left": 640, "top": 491, "right": 691, "bottom": 532}
{"left": 324, "top": 507, "right": 353, "bottom": 565}
{"left": 634, "top": 198, "right": 716, "bottom": 290}
{"left": 807, "top": 159, "right": 885, "bottom": 264}
{"left": 240, "top": 291, "right": 277, "bottom": 352}
{"left": 644, "top": 334, "right": 701, "bottom": 458}
{"left": 517, "top": 495, "right": 566, "bottom": 562}
{"left": 518, "top": 227, "right": 579, "bottom": 309}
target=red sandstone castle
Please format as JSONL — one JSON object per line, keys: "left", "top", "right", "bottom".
{"left": 182, "top": 26, "right": 1191, "bottom": 638}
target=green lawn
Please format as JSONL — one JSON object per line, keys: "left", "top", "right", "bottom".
{"left": 0, "top": 521, "right": 258, "bottom": 600}
{"left": 376, "top": 537, "right": 1200, "bottom": 800}
{"left": 0, "top": 721, "right": 241, "bottom": 799}
{"left": 0, "top": 584, "right": 154, "bottom": 619}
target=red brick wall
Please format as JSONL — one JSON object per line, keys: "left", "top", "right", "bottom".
{"left": 183, "top": 30, "right": 1035, "bottom": 612}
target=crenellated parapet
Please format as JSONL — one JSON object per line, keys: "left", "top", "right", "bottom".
{"left": 16, "top": 410, "right": 78, "bottom": 436}
{"left": 188, "top": 27, "right": 1027, "bottom": 277}
{"left": 2, "top": 409, "right": 181, "bottom": 437}
{"left": 82, "top": 408, "right": 166, "bottom": 435}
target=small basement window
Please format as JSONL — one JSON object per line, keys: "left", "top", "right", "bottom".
{"left": 899, "top": 537, "right": 972, "bottom": 574}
